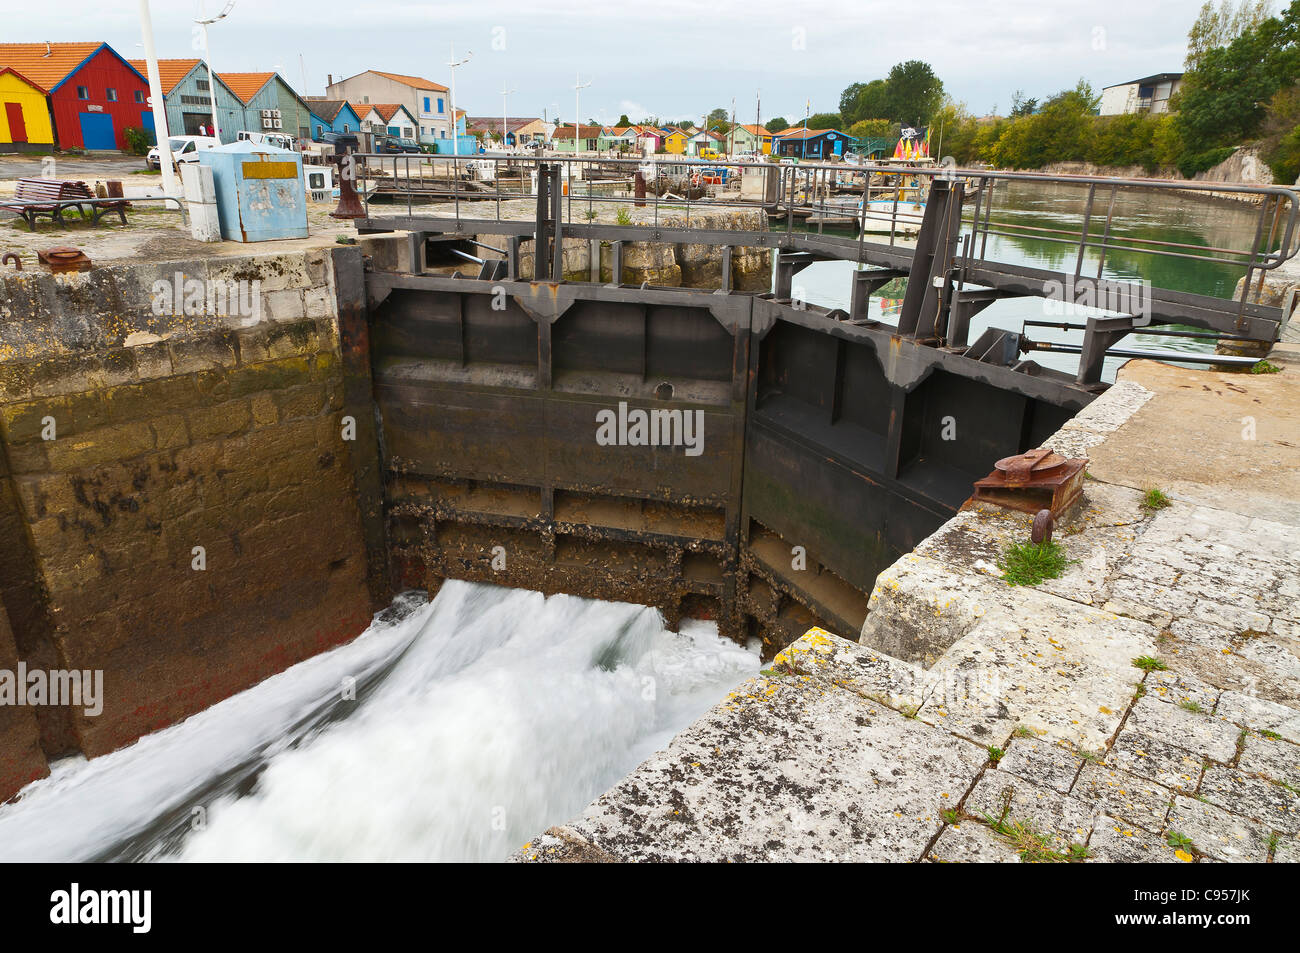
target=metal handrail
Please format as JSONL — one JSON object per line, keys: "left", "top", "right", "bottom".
{"left": 348, "top": 152, "right": 1300, "bottom": 284}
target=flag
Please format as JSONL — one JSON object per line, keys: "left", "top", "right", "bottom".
{"left": 893, "top": 138, "right": 903, "bottom": 159}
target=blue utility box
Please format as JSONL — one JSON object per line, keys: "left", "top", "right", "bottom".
{"left": 198, "top": 141, "right": 309, "bottom": 242}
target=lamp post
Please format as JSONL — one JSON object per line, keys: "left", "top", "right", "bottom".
{"left": 574, "top": 73, "right": 591, "bottom": 153}
{"left": 447, "top": 45, "right": 471, "bottom": 158}
{"left": 137, "top": 0, "right": 177, "bottom": 198}
{"left": 501, "top": 84, "right": 515, "bottom": 151}
{"left": 194, "top": 0, "right": 235, "bottom": 142}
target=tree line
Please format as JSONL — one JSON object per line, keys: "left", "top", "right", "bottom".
{"left": 938, "top": 0, "right": 1299, "bottom": 181}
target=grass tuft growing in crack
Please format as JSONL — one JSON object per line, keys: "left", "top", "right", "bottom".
{"left": 1141, "top": 487, "right": 1172, "bottom": 510}
{"left": 998, "top": 540, "right": 1068, "bottom": 587}
{"left": 1132, "top": 655, "right": 1168, "bottom": 673}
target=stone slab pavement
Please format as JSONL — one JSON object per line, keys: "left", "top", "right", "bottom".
{"left": 515, "top": 349, "right": 1300, "bottom": 863}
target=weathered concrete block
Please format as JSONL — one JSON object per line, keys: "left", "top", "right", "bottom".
{"left": 1166, "top": 795, "right": 1272, "bottom": 862}
{"left": 1087, "top": 817, "right": 1192, "bottom": 862}
{"left": 44, "top": 420, "right": 156, "bottom": 471}
{"left": 926, "top": 822, "right": 1023, "bottom": 862}
{"left": 964, "top": 769, "right": 1098, "bottom": 852}
{"left": 262, "top": 289, "right": 307, "bottom": 323}
{"left": 1199, "top": 764, "right": 1300, "bottom": 834}
{"left": 1073, "top": 762, "right": 1174, "bottom": 832}
{"left": 516, "top": 630, "right": 987, "bottom": 862}
{"left": 0, "top": 601, "right": 48, "bottom": 802}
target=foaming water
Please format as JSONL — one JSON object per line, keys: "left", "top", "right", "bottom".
{"left": 0, "top": 581, "right": 759, "bottom": 862}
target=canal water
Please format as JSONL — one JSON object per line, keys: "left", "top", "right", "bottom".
{"left": 0, "top": 581, "right": 760, "bottom": 862}
{"left": 793, "top": 179, "right": 1268, "bottom": 382}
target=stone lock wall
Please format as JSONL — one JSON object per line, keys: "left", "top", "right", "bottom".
{"left": 0, "top": 249, "right": 382, "bottom": 800}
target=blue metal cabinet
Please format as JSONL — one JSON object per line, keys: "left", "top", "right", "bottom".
{"left": 198, "top": 140, "right": 308, "bottom": 242}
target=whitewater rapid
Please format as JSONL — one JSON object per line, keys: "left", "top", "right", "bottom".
{"left": 0, "top": 581, "right": 760, "bottom": 862}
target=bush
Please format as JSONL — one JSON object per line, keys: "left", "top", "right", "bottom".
{"left": 123, "top": 126, "right": 154, "bottom": 156}
{"left": 1175, "top": 145, "right": 1237, "bottom": 179}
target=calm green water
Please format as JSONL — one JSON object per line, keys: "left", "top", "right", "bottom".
{"left": 791, "top": 179, "right": 1274, "bottom": 381}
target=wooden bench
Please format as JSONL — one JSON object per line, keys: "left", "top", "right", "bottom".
{"left": 0, "top": 178, "right": 130, "bottom": 230}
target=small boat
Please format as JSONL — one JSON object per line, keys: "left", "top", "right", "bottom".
{"left": 859, "top": 197, "right": 925, "bottom": 235}
{"left": 859, "top": 174, "right": 926, "bottom": 235}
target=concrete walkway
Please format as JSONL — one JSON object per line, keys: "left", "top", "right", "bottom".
{"left": 515, "top": 347, "right": 1300, "bottom": 862}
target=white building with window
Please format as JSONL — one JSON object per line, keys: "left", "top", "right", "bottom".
{"left": 1099, "top": 73, "right": 1184, "bottom": 116}
{"left": 326, "top": 70, "right": 452, "bottom": 145}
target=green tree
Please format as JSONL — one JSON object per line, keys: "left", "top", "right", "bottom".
{"left": 618, "top": 114, "right": 631, "bottom": 126}
{"left": 840, "top": 79, "right": 889, "bottom": 125}
{"left": 765, "top": 116, "right": 789, "bottom": 133}
{"left": 930, "top": 99, "right": 980, "bottom": 163}
{"left": 849, "top": 118, "right": 894, "bottom": 139}
{"left": 883, "top": 60, "right": 945, "bottom": 125}
{"left": 1186, "top": 0, "right": 1276, "bottom": 69}
{"left": 1009, "top": 90, "right": 1038, "bottom": 117}
{"left": 1262, "top": 83, "right": 1300, "bottom": 181}
{"left": 986, "top": 80, "right": 1099, "bottom": 168}
{"left": 1176, "top": 2, "right": 1300, "bottom": 149}
{"left": 807, "top": 111, "right": 842, "bottom": 129}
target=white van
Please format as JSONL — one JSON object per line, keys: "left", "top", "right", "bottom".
{"left": 146, "top": 135, "right": 219, "bottom": 170}
{"left": 236, "top": 130, "right": 297, "bottom": 151}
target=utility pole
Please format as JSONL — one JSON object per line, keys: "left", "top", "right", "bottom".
{"left": 728, "top": 96, "right": 735, "bottom": 156}
{"left": 574, "top": 73, "right": 591, "bottom": 153}
{"left": 194, "top": 0, "right": 234, "bottom": 142}
{"left": 447, "top": 44, "right": 472, "bottom": 157}
{"left": 138, "top": 0, "right": 177, "bottom": 198}
{"left": 501, "top": 84, "right": 515, "bottom": 151}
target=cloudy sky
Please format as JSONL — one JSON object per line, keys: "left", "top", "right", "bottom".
{"left": 12, "top": 0, "right": 1205, "bottom": 123}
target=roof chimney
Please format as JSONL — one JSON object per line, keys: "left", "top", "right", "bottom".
{"left": 327, "top": 73, "right": 332, "bottom": 86}
{"left": 43, "top": 41, "right": 52, "bottom": 57}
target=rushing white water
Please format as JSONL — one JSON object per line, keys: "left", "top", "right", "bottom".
{"left": 0, "top": 581, "right": 759, "bottom": 862}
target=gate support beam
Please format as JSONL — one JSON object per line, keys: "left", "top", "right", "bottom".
{"left": 897, "top": 178, "right": 964, "bottom": 341}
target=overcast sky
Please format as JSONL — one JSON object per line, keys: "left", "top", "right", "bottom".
{"left": 11, "top": 0, "right": 1207, "bottom": 123}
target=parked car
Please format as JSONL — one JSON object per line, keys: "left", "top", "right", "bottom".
{"left": 146, "top": 135, "right": 219, "bottom": 170}
{"left": 375, "top": 135, "right": 421, "bottom": 154}
{"left": 320, "top": 130, "right": 359, "bottom": 149}
{"left": 236, "top": 130, "right": 297, "bottom": 151}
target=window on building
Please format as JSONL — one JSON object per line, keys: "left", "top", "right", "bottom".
{"left": 134, "top": 90, "right": 145, "bottom": 103}
{"left": 423, "top": 96, "right": 430, "bottom": 112}
{"left": 403, "top": 127, "right": 413, "bottom": 138}
{"left": 197, "top": 79, "right": 210, "bottom": 91}
{"left": 343, "top": 123, "right": 350, "bottom": 132}
{"left": 106, "top": 88, "right": 117, "bottom": 102}
{"left": 76, "top": 86, "right": 89, "bottom": 100}
{"left": 437, "top": 98, "right": 444, "bottom": 114}
{"left": 316, "top": 125, "right": 323, "bottom": 138}
{"left": 440, "top": 130, "right": 445, "bottom": 138}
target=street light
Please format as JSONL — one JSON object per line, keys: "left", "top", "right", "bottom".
{"left": 574, "top": 73, "right": 591, "bottom": 153}
{"left": 447, "top": 45, "right": 471, "bottom": 158}
{"left": 195, "top": 0, "right": 235, "bottom": 142}
{"left": 500, "top": 84, "right": 515, "bottom": 152}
